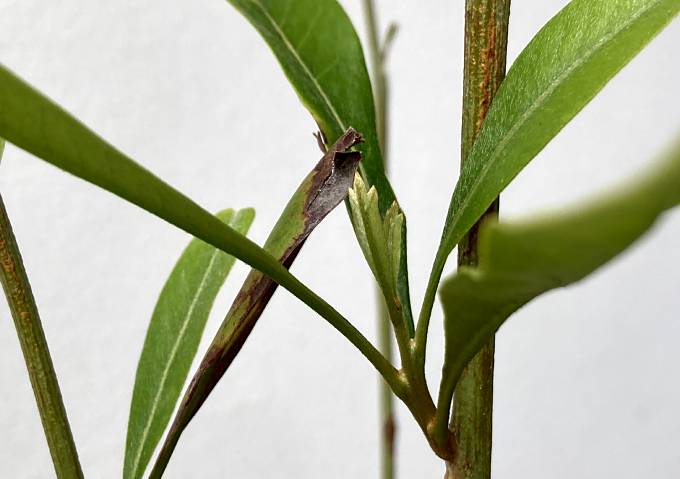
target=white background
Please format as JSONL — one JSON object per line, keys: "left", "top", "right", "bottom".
{"left": 1, "top": 1, "right": 679, "bottom": 477}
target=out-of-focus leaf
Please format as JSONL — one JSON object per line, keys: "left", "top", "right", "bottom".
{"left": 148, "top": 129, "right": 364, "bottom": 478}
{"left": 434, "top": 140, "right": 680, "bottom": 432}
{"left": 421, "top": 0, "right": 680, "bottom": 329}
{"left": 124, "top": 208, "right": 255, "bottom": 479}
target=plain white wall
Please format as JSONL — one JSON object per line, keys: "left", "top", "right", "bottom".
{"left": 1, "top": 1, "right": 679, "bottom": 477}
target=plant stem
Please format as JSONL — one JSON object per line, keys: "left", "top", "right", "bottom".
{"left": 362, "top": 2, "right": 398, "bottom": 478}
{"left": 0, "top": 189, "right": 84, "bottom": 478}
{"left": 377, "top": 297, "right": 396, "bottom": 479}
{"left": 446, "top": 2, "right": 510, "bottom": 478}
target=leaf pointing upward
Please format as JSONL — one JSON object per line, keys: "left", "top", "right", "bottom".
{"left": 148, "top": 129, "right": 364, "bottom": 479}
{"left": 124, "top": 208, "right": 255, "bottom": 479}
{"left": 419, "top": 0, "right": 680, "bottom": 334}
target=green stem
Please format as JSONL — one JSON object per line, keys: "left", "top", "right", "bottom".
{"left": 445, "top": 2, "right": 510, "bottom": 478}
{"left": 0, "top": 177, "right": 84, "bottom": 477}
{"left": 362, "top": 2, "right": 397, "bottom": 478}
{"left": 377, "top": 297, "right": 396, "bottom": 479}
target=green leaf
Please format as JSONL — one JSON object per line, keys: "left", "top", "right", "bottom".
{"left": 224, "top": 0, "right": 416, "bottom": 329}
{"left": 124, "top": 208, "right": 255, "bottom": 479}
{"left": 433, "top": 139, "right": 680, "bottom": 435}
{"left": 420, "top": 0, "right": 680, "bottom": 333}
{"left": 348, "top": 174, "right": 412, "bottom": 337}
{"left": 224, "top": 0, "right": 395, "bottom": 212}
{"left": 0, "top": 64, "right": 395, "bottom": 379}
{"left": 148, "top": 131, "right": 365, "bottom": 478}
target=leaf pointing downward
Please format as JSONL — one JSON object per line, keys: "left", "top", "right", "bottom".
{"left": 148, "top": 129, "right": 363, "bottom": 478}
{"left": 124, "top": 208, "right": 255, "bottom": 479}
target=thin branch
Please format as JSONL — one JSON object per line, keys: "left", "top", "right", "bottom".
{"left": 362, "top": 2, "right": 399, "bottom": 478}
{"left": 0, "top": 155, "right": 84, "bottom": 478}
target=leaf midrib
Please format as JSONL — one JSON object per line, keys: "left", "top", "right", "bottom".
{"left": 127, "top": 249, "right": 223, "bottom": 479}
{"left": 440, "top": 0, "right": 658, "bottom": 256}
{"left": 246, "top": 0, "right": 347, "bottom": 133}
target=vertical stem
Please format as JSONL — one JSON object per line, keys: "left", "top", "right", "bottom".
{"left": 0, "top": 190, "right": 84, "bottom": 478}
{"left": 447, "top": 2, "right": 510, "bottom": 479}
{"left": 377, "top": 296, "right": 396, "bottom": 479}
{"left": 362, "top": 2, "right": 397, "bottom": 478}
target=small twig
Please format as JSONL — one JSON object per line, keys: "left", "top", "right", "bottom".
{"left": 0, "top": 144, "right": 84, "bottom": 479}
{"left": 361, "top": 2, "right": 400, "bottom": 479}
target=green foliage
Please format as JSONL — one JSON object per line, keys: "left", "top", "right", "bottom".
{"left": 433, "top": 140, "right": 680, "bottom": 435}
{"left": 418, "top": 0, "right": 680, "bottom": 341}
{"left": 225, "top": 0, "right": 416, "bottom": 329}
{"left": 124, "top": 208, "right": 255, "bottom": 479}
{"left": 0, "top": 64, "right": 398, "bottom": 390}
{"left": 348, "top": 174, "right": 412, "bottom": 337}
{"left": 0, "top": 0, "right": 679, "bottom": 475}
{"left": 224, "top": 0, "right": 394, "bottom": 211}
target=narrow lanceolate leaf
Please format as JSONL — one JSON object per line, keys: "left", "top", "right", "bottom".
{"left": 0, "top": 140, "right": 83, "bottom": 478}
{"left": 124, "top": 208, "right": 255, "bottom": 479}
{"left": 0, "top": 64, "right": 376, "bottom": 370}
{"left": 433, "top": 140, "right": 680, "bottom": 436}
{"left": 149, "top": 130, "right": 364, "bottom": 478}
{"left": 224, "top": 0, "right": 416, "bottom": 329}
{"left": 423, "top": 0, "right": 680, "bottom": 324}
{"left": 225, "top": 0, "right": 393, "bottom": 211}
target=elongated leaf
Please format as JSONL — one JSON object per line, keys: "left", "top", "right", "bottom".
{"left": 225, "top": 0, "right": 393, "bottom": 211}
{"left": 148, "top": 130, "right": 364, "bottom": 478}
{"left": 434, "top": 140, "right": 680, "bottom": 432}
{"left": 224, "top": 0, "right": 417, "bottom": 327}
{"left": 124, "top": 208, "right": 255, "bottom": 479}
{"left": 423, "top": 0, "right": 680, "bottom": 324}
{"left": 0, "top": 64, "right": 377, "bottom": 368}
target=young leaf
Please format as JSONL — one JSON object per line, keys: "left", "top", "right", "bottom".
{"left": 433, "top": 139, "right": 680, "bottom": 437}
{"left": 419, "top": 0, "right": 680, "bottom": 341}
{"left": 348, "top": 174, "right": 412, "bottom": 339}
{"left": 0, "top": 65, "right": 400, "bottom": 390}
{"left": 124, "top": 208, "right": 255, "bottom": 479}
{"left": 149, "top": 130, "right": 366, "bottom": 478}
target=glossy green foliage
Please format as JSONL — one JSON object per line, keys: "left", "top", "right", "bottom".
{"left": 124, "top": 208, "right": 255, "bottom": 479}
{"left": 223, "top": 0, "right": 415, "bottom": 339}
{"left": 427, "top": 0, "right": 680, "bottom": 308}
{"left": 225, "top": 0, "right": 395, "bottom": 212}
{"left": 435, "top": 140, "right": 680, "bottom": 427}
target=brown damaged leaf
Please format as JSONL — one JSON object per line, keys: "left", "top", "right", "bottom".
{"left": 149, "top": 128, "right": 363, "bottom": 478}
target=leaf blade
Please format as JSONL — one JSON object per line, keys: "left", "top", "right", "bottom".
{"left": 124, "top": 208, "right": 255, "bottom": 479}
{"left": 224, "top": 0, "right": 416, "bottom": 326}
{"left": 225, "top": 0, "right": 394, "bottom": 210}
{"left": 421, "top": 0, "right": 680, "bottom": 333}
{"left": 434, "top": 139, "right": 680, "bottom": 434}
